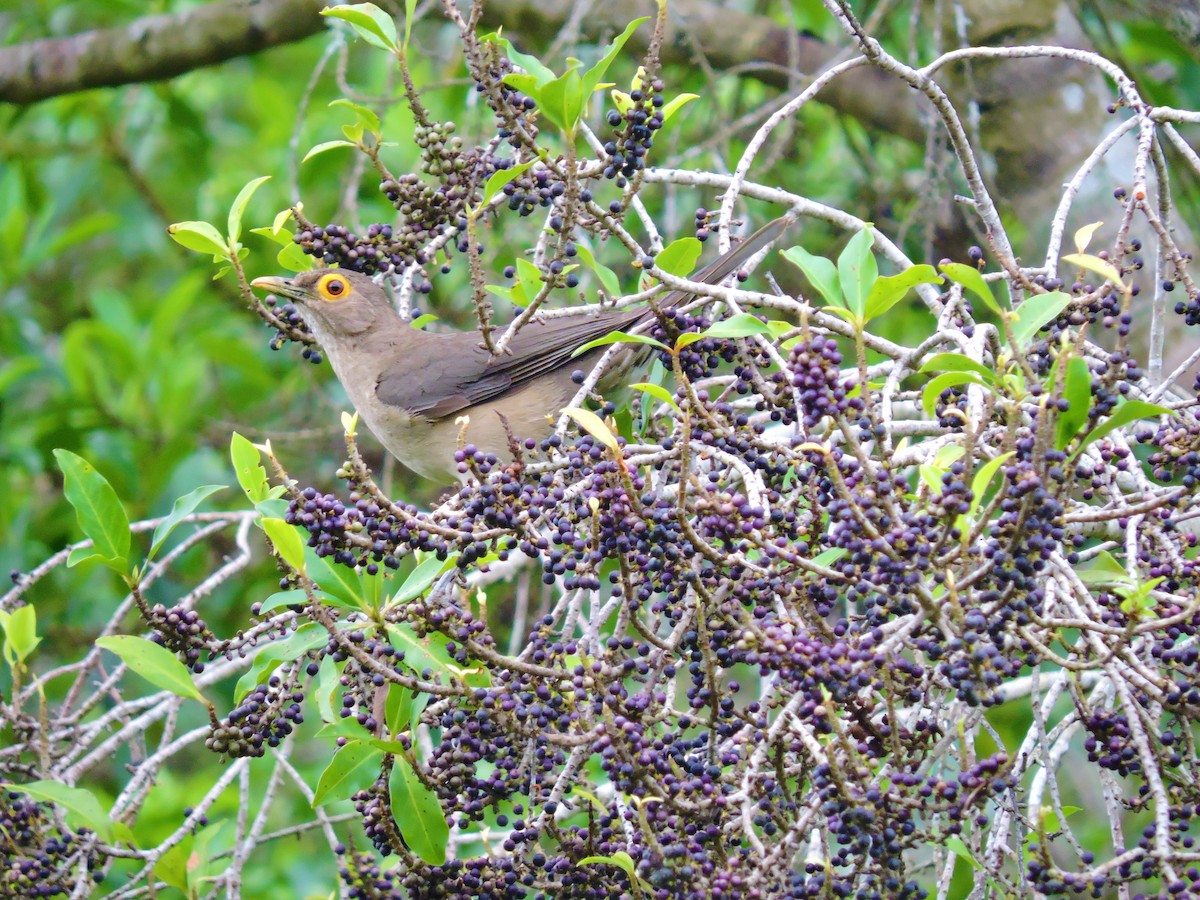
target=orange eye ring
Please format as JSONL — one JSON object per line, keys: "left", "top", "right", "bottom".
{"left": 317, "top": 273, "right": 350, "bottom": 302}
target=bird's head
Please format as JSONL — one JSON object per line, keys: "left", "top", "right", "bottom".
{"left": 251, "top": 269, "right": 394, "bottom": 343}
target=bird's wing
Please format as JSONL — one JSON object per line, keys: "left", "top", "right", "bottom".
{"left": 375, "top": 215, "right": 791, "bottom": 420}
{"left": 374, "top": 309, "right": 639, "bottom": 419}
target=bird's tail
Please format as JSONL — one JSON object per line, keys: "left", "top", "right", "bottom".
{"left": 659, "top": 214, "right": 793, "bottom": 308}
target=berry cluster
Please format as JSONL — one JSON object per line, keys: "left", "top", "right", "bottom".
{"left": 1145, "top": 420, "right": 1200, "bottom": 487}
{"left": 500, "top": 165, "right": 574, "bottom": 220}
{"left": 602, "top": 79, "right": 665, "bottom": 181}
{"left": 291, "top": 116, "right": 511, "bottom": 279}
{"left": 264, "top": 325, "right": 1085, "bottom": 896}
{"left": 648, "top": 309, "right": 737, "bottom": 379}
{"left": 145, "top": 602, "right": 213, "bottom": 673}
{"left": 0, "top": 792, "right": 99, "bottom": 897}
{"left": 263, "top": 293, "right": 320, "bottom": 362}
{"left": 475, "top": 50, "right": 538, "bottom": 149}
{"left": 787, "top": 335, "right": 850, "bottom": 429}
{"left": 247, "top": 282, "right": 1200, "bottom": 896}
{"left": 353, "top": 778, "right": 403, "bottom": 856}
{"left": 205, "top": 674, "right": 304, "bottom": 759}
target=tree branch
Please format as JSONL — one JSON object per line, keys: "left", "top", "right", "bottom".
{"left": 0, "top": 0, "right": 327, "bottom": 105}
{"left": 0, "top": 0, "right": 924, "bottom": 145}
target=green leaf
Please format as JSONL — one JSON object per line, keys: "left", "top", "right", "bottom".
{"left": 410, "top": 313, "right": 439, "bottom": 329}
{"left": 0, "top": 605, "right": 40, "bottom": 665}
{"left": 921, "top": 371, "right": 987, "bottom": 419}
{"left": 1118, "top": 576, "right": 1163, "bottom": 616}
{"left": 699, "top": 313, "right": 772, "bottom": 340}
{"left": 512, "top": 258, "right": 544, "bottom": 308}
{"left": 306, "top": 550, "right": 370, "bottom": 609}
{"left": 402, "top": 0, "right": 416, "bottom": 48}
{"left": 53, "top": 449, "right": 130, "bottom": 573}
{"left": 303, "top": 140, "right": 358, "bottom": 163}
{"left": 660, "top": 93, "right": 699, "bottom": 122}
{"left": 389, "top": 555, "right": 455, "bottom": 607}
{"left": 939, "top": 262, "right": 1002, "bottom": 315}
{"left": 7, "top": 782, "right": 114, "bottom": 843}
{"left": 95, "top": 635, "right": 206, "bottom": 703}
{"left": 675, "top": 314, "right": 771, "bottom": 350}
{"left": 631, "top": 382, "right": 681, "bottom": 416}
{"left": 966, "top": 452, "right": 1014, "bottom": 522}
{"left": 1011, "top": 291, "right": 1072, "bottom": 348}
{"left": 934, "top": 444, "right": 966, "bottom": 467}
{"left": 166, "top": 221, "right": 228, "bottom": 258}
{"left": 234, "top": 622, "right": 328, "bottom": 700}
{"left": 1077, "top": 550, "right": 1131, "bottom": 586}
{"left": 1062, "top": 252, "right": 1124, "bottom": 288}
{"left": 836, "top": 228, "right": 877, "bottom": 319}
{"left": 1073, "top": 221, "right": 1104, "bottom": 254}
{"left": 385, "top": 684, "right": 423, "bottom": 736}
{"left": 919, "top": 464, "right": 943, "bottom": 494}
{"left": 944, "top": 836, "right": 982, "bottom": 871}
{"left": 255, "top": 589, "right": 315, "bottom": 615}
{"left": 863, "top": 265, "right": 939, "bottom": 321}
{"left": 572, "top": 244, "right": 621, "bottom": 297}
{"left": 262, "top": 518, "right": 307, "bottom": 574}
{"left": 572, "top": 330, "right": 667, "bottom": 357}
{"left": 187, "top": 822, "right": 227, "bottom": 892}
{"left": 485, "top": 283, "right": 515, "bottom": 305}
{"left": 250, "top": 226, "right": 290, "bottom": 248}
{"left": 272, "top": 206, "right": 295, "bottom": 234}
{"left": 321, "top": 3, "right": 398, "bottom": 51}
{"left": 314, "top": 654, "right": 340, "bottom": 723}
{"left": 313, "top": 741, "right": 383, "bottom": 807}
{"left": 230, "top": 433, "right": 270, "bottom": 503}
{"left": 781, "top": 245, "right": 841, "bottom": 308}
{"left": 149, "top": 485, "right": 227, "bottom": 562}
{"left": 654, "top": 237, "right": 702, "bottom": 277}
{"left": 563, "top": 406, "right": 619, "bottom": 452}
{"left": 389, "top": 757, "right": 449, "bottom": 864}
{"left": 537, "top": 66, "right": 586, "bottom": 134}
{"left": 810, "top": 547, "right": 847, "bottom": 568}
{"left": 259, "top": 585, "right": 358, "bottom": 615}
{"left": 330, "top": 98, "right": 381, "bottom": 134}
{"left": 918, "top": 353, "right": 1002, "bottom": 388}
{"left": 155, "top": 839, "right": 191, "bottom": 895}
{"left": 1055, "top": 357, "right": 1092, "bottom": 451}
{"left": 486, "top": 33, "right": 556, "bottom": 84}
{"left": 385, "top": 623, "right": 488, "bottom": 687}
{"left": 580, "top": 18, "right": 648, "bottom": 99}
{"left": 1076, "top": 400, "right": 1174, "bottom": 456}
{"left": 639, "top": 358, "right": 667, "bottom": 434}
{"left": 822, "top": 306, "right": 857, "bottom": 325}
{"left": 502, "top": 72, "right": 542, "bottom": 98}
{"left": 579, "top": 850, "right": 638, "bottom": 879}
{"left": 277, "top": 241, "right": 313, "bottom": 272}
{"left": 227, "top": 175, "right": 271, "bottom": 246}
{"left": 482, "top": 160, "right": 536, "bottom": 204}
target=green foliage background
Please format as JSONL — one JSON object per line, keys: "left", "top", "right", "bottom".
{"left": 3, "top": 1, "right": 1200, "bottom": 895}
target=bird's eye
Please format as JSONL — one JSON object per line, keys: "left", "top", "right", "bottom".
{"left": 317, "top": 273, "right": 350, "bottom": 302}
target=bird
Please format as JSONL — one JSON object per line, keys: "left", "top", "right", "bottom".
{"left": 251, "top": 217, "right": 789, "bottom": 481}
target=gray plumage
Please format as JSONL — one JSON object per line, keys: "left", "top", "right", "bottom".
{"left": 252, "top": 216, "right": 789, "bottom": 480}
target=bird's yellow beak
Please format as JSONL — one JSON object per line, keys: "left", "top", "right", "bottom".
{"left": 251, "top": 276, "right": 292, "bottom": 295}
